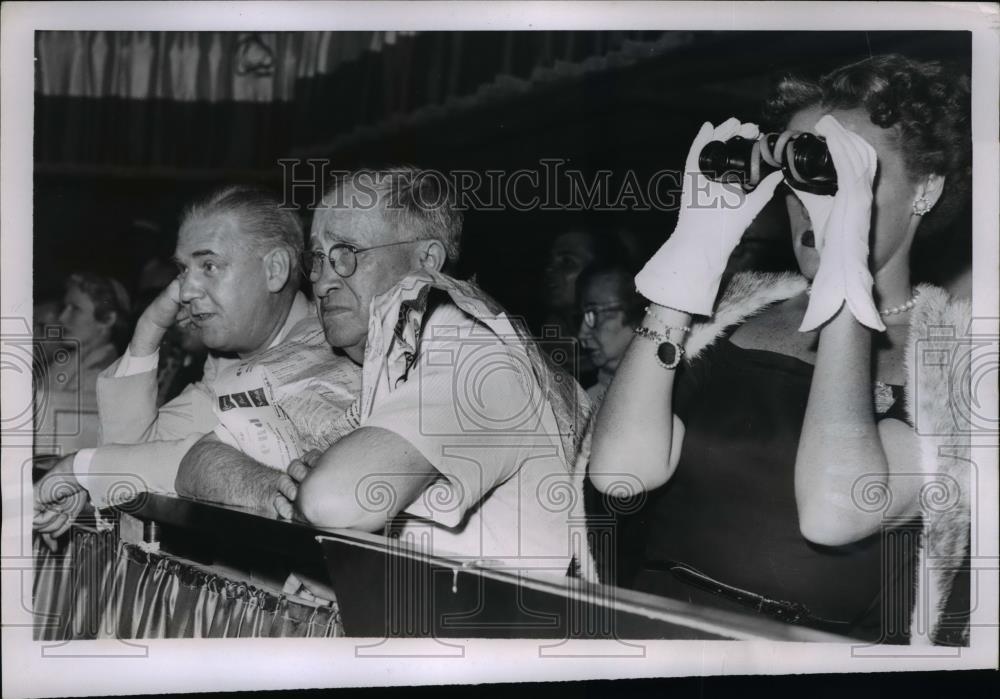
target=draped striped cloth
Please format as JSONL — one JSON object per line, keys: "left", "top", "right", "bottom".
{"left": 329, "top": 271, "right": 598, "bottom": 580}
{"left": 33, "top": 528, "right": 342, "bottom": 640}
{"left": 35, "top": 31, "right": 416, "bottom": 102}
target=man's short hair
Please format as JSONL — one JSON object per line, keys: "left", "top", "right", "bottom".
{"left": 183, "top": 185, "right": 304, "bottom": 282}
{"left": 322, "top": 166, "right": 464, "bottom": 265}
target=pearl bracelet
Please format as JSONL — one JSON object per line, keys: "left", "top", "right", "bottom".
{"left": 643, "top": 305, "right": 692, "bottom": 335}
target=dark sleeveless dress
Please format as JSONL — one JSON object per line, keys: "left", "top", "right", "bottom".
{"left": 622, "top": 332, "right": 919, "bottom": 643}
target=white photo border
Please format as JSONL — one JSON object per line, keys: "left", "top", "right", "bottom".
{"left": 2, "top": 2, "right": 997, "bottom": 697}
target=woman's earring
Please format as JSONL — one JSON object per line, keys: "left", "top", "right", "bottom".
{"left": 912, "top": 196, "right": 931, "bottom": 216}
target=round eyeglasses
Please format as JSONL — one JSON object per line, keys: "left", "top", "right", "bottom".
{"left": 302, "top": 240, "right": 425, "bottom": 279}
{"left": 581, "top": 303, "right": 626, "bottom": 329}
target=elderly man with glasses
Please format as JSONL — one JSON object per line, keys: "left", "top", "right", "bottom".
{"left": 176, "top": 167, "right": 596, "bottom": 580}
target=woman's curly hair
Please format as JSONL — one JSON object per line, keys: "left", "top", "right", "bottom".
{"left": 763, "top": 54, "right": 971, "bottom": 241}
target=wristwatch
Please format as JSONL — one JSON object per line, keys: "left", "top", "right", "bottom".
{"left": 633, "top": 325, "right": 685, "bottom": 370}
{"left": 655, "top": 337, "right": 684, "bottom": 370}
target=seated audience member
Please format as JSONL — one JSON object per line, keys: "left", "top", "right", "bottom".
{"left": 576, "top": 255, "right": 644, "bottom": 405}
{"left": 538, "top": 229, "right": 601, "bottom": 382}
{"left": 33, "top": 272, "right": 131, "bottom": 455}
{"left": 589, "top": 56, "right": 971, "bottom": 643}
{"left": 99, "top": 186, "right": 314, "bottom": 445}
{"left": 50, "top": 272, "right": 131, "bottom": 390}
{"left": 539, "top": 228, "right": 646, "bottom": 385}
{"left": 543, "top": 230, "right": 599, "bottom": 320}
{"left": 34, "top": 186, "right": 361, "bottom": 541}
{"left": 177, "top": 168, "right": 595, "bottom": 580}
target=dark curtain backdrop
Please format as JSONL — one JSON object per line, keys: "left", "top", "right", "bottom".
{"left": 32, "top": 30, "right": 972, "bottom": 320}
{"left": 35, "top": 30, "right": 970, "bottom": 173}
{"left": 35, "top": 97, "right": 296, "bottom": 173}
{"left": 35, "top": 30, "right": 674, "bottom": 172}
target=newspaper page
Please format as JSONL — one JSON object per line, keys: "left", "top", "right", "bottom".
{"left": 211, "top": 327, "right": 362, "bottom": 470}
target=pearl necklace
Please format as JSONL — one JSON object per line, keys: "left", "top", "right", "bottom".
{"left": 879, "top": 290, "right": 919, "bottom": 316}
{"left": 804, "top": 287, "right": 919, "bottom": 316}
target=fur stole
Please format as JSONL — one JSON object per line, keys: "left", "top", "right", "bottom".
{"left": 681, "top": 271, "right": 971, "bottom": 644}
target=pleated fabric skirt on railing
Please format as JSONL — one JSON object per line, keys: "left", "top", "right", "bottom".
{"left": 33, "top": 527, "right": 343, "bottom": 639}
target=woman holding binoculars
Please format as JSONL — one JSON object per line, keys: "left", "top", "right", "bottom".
{"left": 589, "top": 54, "right": 971, "bottom": 644}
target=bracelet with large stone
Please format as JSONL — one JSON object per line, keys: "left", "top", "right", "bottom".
{"left": 633, "top": 325, "right": 684, "bottom": 370}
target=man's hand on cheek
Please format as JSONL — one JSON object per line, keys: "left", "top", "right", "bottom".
{"left": 131, "top": 278, "right": 184, "bottom": 356}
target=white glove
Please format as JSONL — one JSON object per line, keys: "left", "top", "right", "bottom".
{"left": 635, "top": 118, "right": 784, "bottom": 316}
{"left": 798, "top": 115, "right": 884, "bottom": 333}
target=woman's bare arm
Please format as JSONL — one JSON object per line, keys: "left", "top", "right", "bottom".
{"left": 796, "top": 307, "right": 921, "bottom": 546}
{"left": 589, "top": 305, "right": 689, "bottom": 493}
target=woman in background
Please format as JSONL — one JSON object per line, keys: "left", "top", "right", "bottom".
{"left": 576, "top": 255, "right": 645, "bottom": 405}
{"left": 52, "top": 272, "right": 131, "bottom": 392}
{"left": 589, "top": 55, "right": 971, "bottom": 644}
{"left": 35, "top": 271, "right": 131, "bottom": 455}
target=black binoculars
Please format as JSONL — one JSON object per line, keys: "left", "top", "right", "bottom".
{"left": 699, "top": 132, "right": 837, "bottom": 195}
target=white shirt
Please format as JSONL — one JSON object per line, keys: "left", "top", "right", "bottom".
{"left": 363, "top": 303, "right": 583, "bottom": 577}
{"left": 72, "top": 293, "right": 318, "bottom": 505}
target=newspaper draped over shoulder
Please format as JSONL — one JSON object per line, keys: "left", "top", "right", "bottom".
{"left": 205, "top": 272, "right": 594, "bottom": 574}
{"left": 357, "top": 272, "right": 598, "bottom": 579}
{"left": 210, "top": 323, "right": 363, "bottom": 470}
{"left": 358, "top": 270, "right": 593, "bottom": 474}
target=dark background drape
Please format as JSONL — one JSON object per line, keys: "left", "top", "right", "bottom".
{"left": 33, "top": 30, "right": 972, "bottom": 318}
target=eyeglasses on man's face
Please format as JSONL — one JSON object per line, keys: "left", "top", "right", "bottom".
{"left": 581, "top": 303, "right": 626, "bottom": 329}
{"left": 301, "top": 240, "right": 423, "bottom": 279}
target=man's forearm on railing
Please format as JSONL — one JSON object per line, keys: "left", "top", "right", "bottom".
{"left": 175, "top": 434, "right": 282, "bottom": 513}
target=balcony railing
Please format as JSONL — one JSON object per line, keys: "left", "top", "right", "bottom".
{"left": 33, "top": 492, "right": 854, "bottom": 642}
